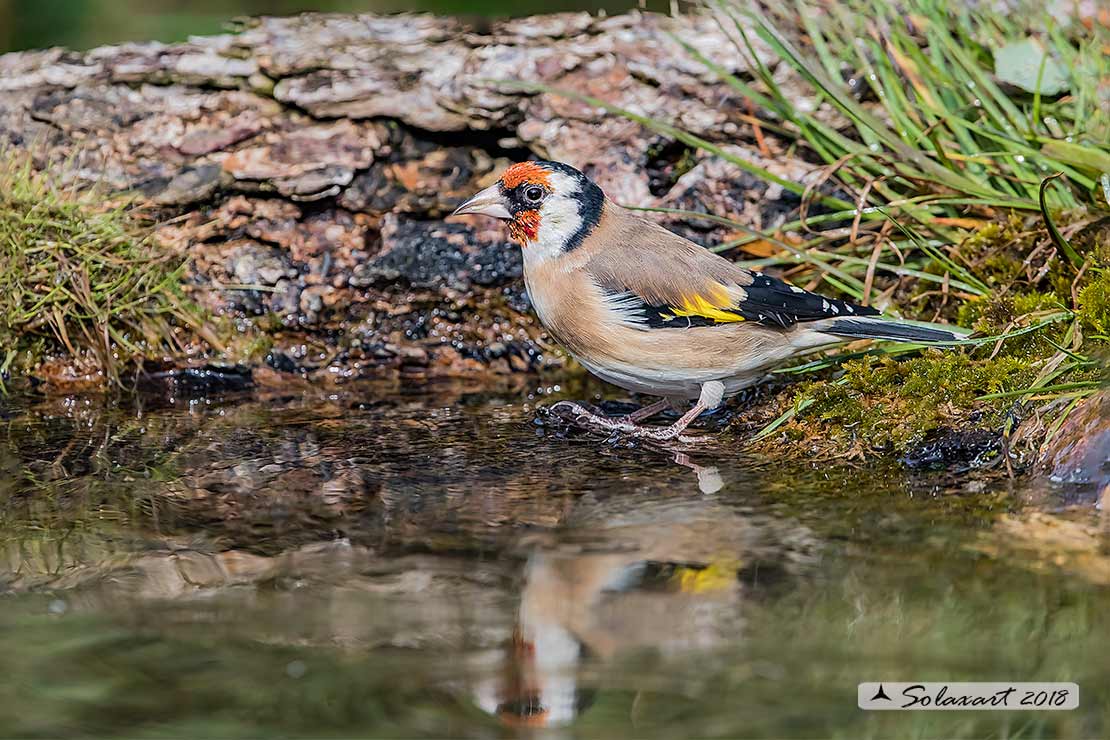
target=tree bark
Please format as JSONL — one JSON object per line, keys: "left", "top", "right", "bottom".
{"left": 0, "top": 10, "right": 809, "bottom": 382}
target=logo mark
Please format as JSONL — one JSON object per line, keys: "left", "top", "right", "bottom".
{"left": 870, "top": 684, "right": 892, "bottom": 702}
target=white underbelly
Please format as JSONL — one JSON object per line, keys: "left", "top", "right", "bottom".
{"left": 571, "top": 353, "right": 763, "bottom": 400}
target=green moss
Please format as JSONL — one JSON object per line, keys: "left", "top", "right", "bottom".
{"left": 1077, "top": 267, "right": 1110, "bottom": 336}
{"left": 959, "top": 217, "right": 1029, "bottom": 287}
{"left": 0, "top": 154, "right": 211, "bottom": 384}
{"left": 948, "top": 213, "right": 1110, "bottom": 350}
{"left": 790, "top": 350, "right": 1033, "bottom": 452}
{"left": 1070, "top": 219, "right": 1110, "bottom": 337}
{"left": 957, "top": 292, "right": 1061, "bottom": 334}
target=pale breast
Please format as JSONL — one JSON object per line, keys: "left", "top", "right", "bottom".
{"left": 523, "top": 260, "right": 613, "bottom": 359}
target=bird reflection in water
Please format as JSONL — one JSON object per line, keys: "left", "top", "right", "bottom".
{"left": 471, "top": 495, "right": 815, "bottom": 728}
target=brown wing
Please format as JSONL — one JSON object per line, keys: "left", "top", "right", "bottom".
{"left": 583, "top": 205, "right": 877, "bottom": 329}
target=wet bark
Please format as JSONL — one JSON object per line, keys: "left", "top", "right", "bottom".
{"left": 0, "top": 10, "right": 815, "bottom": 383}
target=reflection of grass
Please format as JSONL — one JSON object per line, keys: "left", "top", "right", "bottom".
{"left": 0, "top": 153, "right": 217, "bottom": 385}
{"left": 528, "top": 0, "right": 1109, "bottom": 454}
{"left": 0, "top": 398, "right": 193, "bottom": 569}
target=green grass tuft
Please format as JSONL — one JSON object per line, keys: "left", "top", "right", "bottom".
{"left": 670, "top": 0, "right": 1109, "bottom": 454}
{"left": 718, "top": 0, "right": 1109, "bottom": 214}
{"left": 0, "top": 153, "right": 214, "bottom": 386}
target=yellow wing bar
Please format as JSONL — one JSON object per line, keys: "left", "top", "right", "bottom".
{"left": 667, "top": 283, "right": 746, "bottom": 324}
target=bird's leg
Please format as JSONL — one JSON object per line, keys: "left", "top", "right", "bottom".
{"left": 637, "top": 403, "right": 706, "bottom": 441}
{"left": 619, "top": 398, "right": 672, "bottom": 424}
{"left": 549, "top": 397, "right": 669, "bottom": 433}
{"left": 629, "top": 381, "right": 726, "bottom": 442}
{"left": 551, "top": 383, "right": 725, "bottom": 442}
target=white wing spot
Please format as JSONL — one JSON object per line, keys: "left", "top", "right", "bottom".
{"left": 789, "top": 285, "right": 804, "bottom": 293}
{"left": 601, "top": 290, "right": 651, "bottom": 329}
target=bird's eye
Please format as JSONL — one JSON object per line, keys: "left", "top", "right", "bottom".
{"left": 524, "top": 186, "right": 544, "bottom": 203}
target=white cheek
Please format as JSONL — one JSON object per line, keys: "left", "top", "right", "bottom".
{"left": 528, "top": 199, "right": 581, "bottom": 263}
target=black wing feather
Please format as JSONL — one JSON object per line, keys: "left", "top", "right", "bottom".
{"left": 598, "top": 271, "right": 878, "bottom": 330}
{"left": 735, "top": 273, "right": 879, "bottom": 328}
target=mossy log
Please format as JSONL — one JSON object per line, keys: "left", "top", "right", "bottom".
{"left": 2, "top": 11, "right": 1103, "bottom": 477}
{"left": 0, "top": 10, "right": 811, "bottom": 384}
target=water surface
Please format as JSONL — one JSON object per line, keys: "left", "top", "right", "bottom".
{"left": 1, "top": 381, "right": 1107, "bottom": 738}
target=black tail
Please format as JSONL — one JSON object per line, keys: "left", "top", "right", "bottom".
{"left": 825, "top": 318, "right": 967, "bottom": 344}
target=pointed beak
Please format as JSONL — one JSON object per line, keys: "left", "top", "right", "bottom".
{"left": 452, "top": 184, "right": 512, "bottom": 220}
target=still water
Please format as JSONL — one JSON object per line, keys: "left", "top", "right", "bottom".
{"left": 1, "top": 380, "right": 1107, "bottom": 738}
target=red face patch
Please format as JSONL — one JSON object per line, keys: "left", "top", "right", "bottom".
{"left": 500, "top": 162, "right": 552, "bottom": 190}
{"left": 508, "top": 209, "right": 541, "bottom": 244}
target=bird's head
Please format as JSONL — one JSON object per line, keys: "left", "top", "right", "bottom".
{"left": 452, "top": 161, "right": 604, "bottom": 261}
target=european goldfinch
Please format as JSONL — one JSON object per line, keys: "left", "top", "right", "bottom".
{"left": 453, "top": 161, "right": 965, "bottom": 441}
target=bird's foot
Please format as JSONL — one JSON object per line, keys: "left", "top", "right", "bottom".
{"left": 549, "top": 401, "right": 638, "bottom": 434}
{"left": 549, "top": 401, "right": 703, "bottom": 444}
